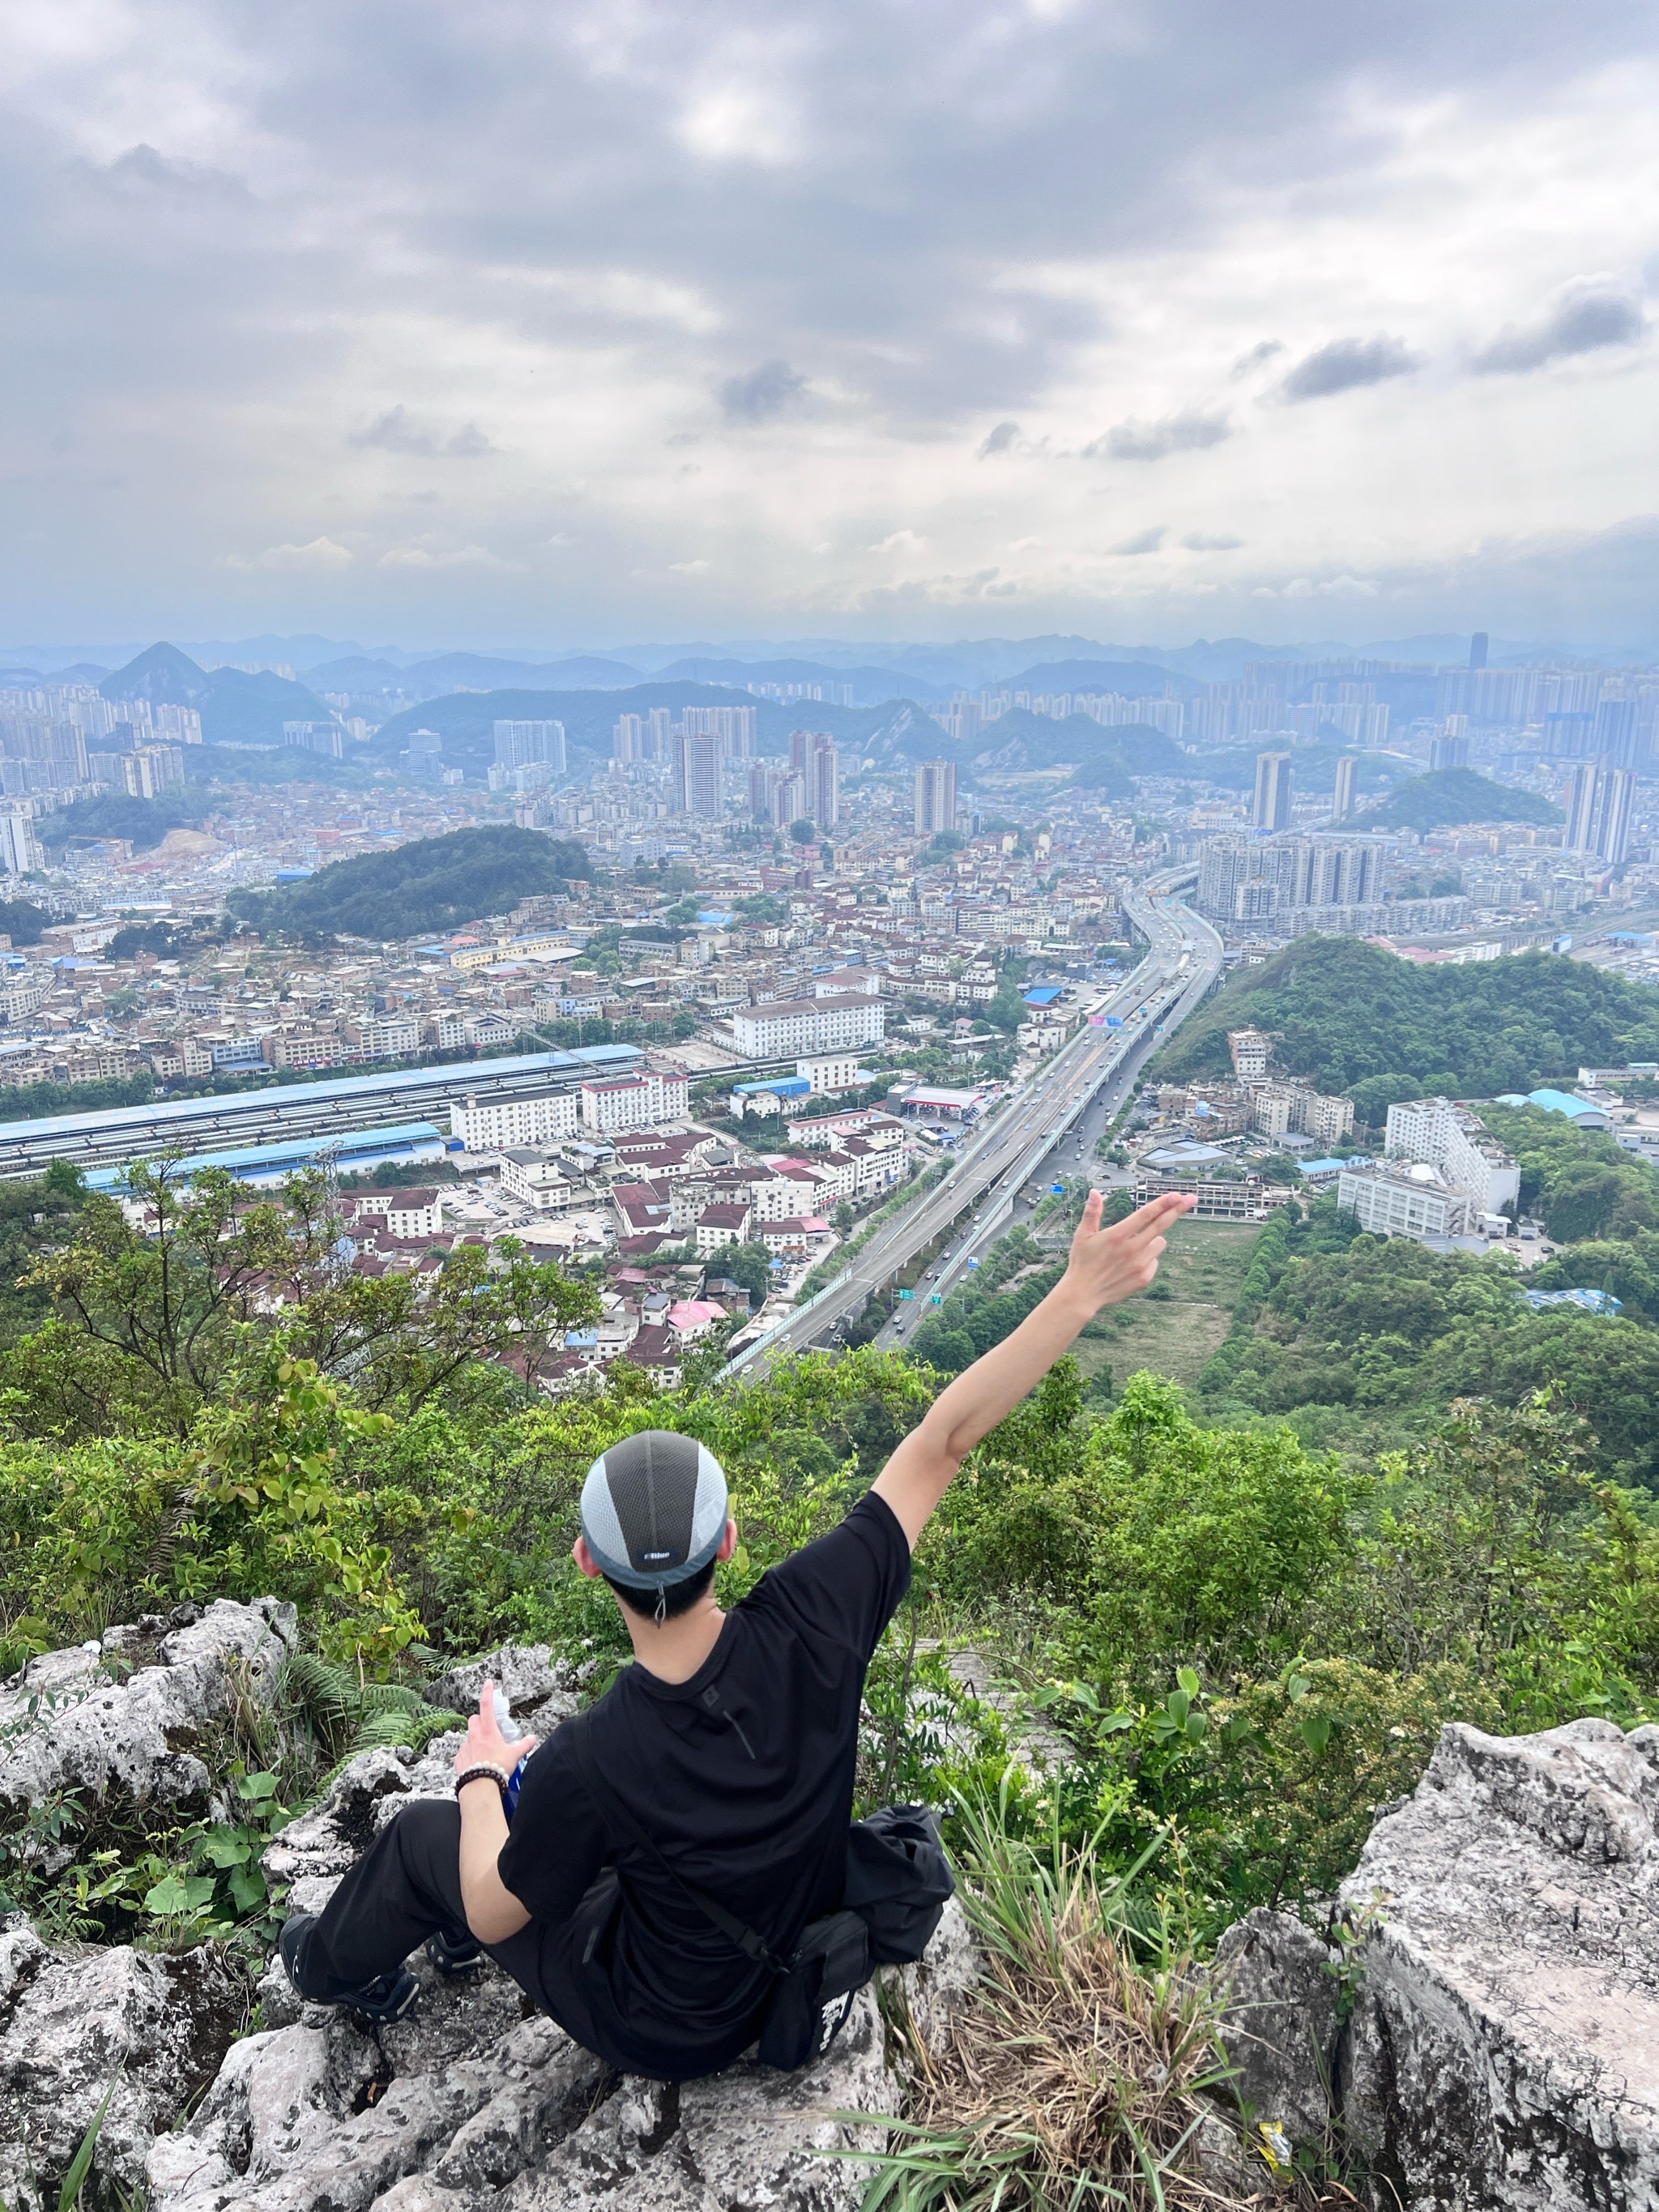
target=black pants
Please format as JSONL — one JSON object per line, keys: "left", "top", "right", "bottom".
{"left": 296, "top": 1799, "right": 618, "bottom": 2065}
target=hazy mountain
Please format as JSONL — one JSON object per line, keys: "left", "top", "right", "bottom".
{"left": 100, "top": 642, "right": 334, "bottom": 744}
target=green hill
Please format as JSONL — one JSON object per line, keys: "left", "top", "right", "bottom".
{"left": 1359, "top": 767, "right": 1561, "bottom": 833}
{"left": 1156, "top": 936, "right": 1659, "bottom": 1115}
{"left": 228, "top": 826, "right": 593, "bottom": 942}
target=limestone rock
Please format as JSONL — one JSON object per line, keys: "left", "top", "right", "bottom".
{"left": 0, "top": 1598, "right": 297, "bottom": 1829}
{"left": 429, "top": 1645, "right": 581, "bottom": 1739}
{"left": 0, "top": 1934, "right": 245, "bottom": 2208}
{"left": 1209, "top": 1716, "right": 1659, "bottom": 2209}
{"left": 1338, "top": 1716, "right": 1659, "bottom": 2210}
{"left": 149, "top": 1934, "right": 919, "bottom": 2212}
{"left": 1211, "top": 1906, "right": 1340, "bottom": 2148}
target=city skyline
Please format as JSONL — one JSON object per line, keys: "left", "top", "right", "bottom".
{"left": 5, "top": 3, "right": 1659, "bottom": 647}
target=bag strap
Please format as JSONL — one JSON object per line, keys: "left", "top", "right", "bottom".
{"left": 568, "top": 1717, "right": 790, "bottom": 1977}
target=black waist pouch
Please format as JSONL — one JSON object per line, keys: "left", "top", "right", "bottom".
{"left": 757, "top": 1804, "right": 955, "bottom": 2069}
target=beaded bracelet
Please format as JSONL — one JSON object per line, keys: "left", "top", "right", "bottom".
{"left": 454, "top": 1762, "right": 510, "bottom": 1797}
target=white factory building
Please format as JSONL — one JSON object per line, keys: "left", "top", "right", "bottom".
{"left": 731, "top": 991, "right": 887, "bottom": 1059}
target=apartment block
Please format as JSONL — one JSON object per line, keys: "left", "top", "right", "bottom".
{"left": 579, "top": 1069, "right": 690, "bottom": 1135}
{"left": 450, "top": 1087, "right": 581, "bottom": 1151}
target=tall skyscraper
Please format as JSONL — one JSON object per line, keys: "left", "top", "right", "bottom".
{"left": 1331, "top": 756, "right": 1358, "bottom": 822}
{"left": 914, "top": 758, "right": 957, "bottom": 835}
{"left": 1469, "top": 632, "right": 1489, "bottom": 671}
{"left": 674, "top": 731, "right": 723, "bottom": 818}
{"left": 646, "top": 707, "right": 674, "bottom": 759}
{"left": 493, "top": 720, "right": 566, "bottom": 772}
{"left": 1252, "top": 751, "right": 1293, "bottom": 831}
{"left": 808, "top": 737, "right": 839, "bottom": 829}
{"left": 1600, "top": 767, "right": 1636, "bottom": 865}
{"left": 612, "top": 713, "right": 645, "bottom": 763}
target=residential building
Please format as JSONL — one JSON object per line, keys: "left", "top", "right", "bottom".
{"left": 1337, "top": 1159, "right": 1470, "bottom": 1239}
{"left": 914, "top": 759, "right": 957, "bottom": 835}
{"left": 695, "top": 1199, "right": 753, "bottom": 1255}
{"left": 799, "top": 1052, "right": 859, "bottom": 1092}
{"left": 497, "top": 1149, "right": 575, "bottom": 1211}
{"left": 1383, "top": 1096, "right": 1519, "bottom": 1219}
{"left": 674, "top": 730, "right": 723, "bottom": 818}
{"left": 0, "top": 813, "right": 44, "bottom": 875}
{"left": 579, "top": 1069, "right": 690, "bottom": 1135}
{"left": 343, "top": 1188, "right": 443, "bottom": 1240}
{"left": 345, "top": 1014, "right": 421, "bottom": 1061}
{"left": 1227, "top": 1028, "right": 1273, "bottom": 1080}
{"left": 731, "top": 991, "right": 887, "bottom": 1058}
{"left": 1563, "top": 758, "right": 1636, "bottom": 865}
{"left": 1252, "top": 751, "right": 1293, "bottom": 831}
{"left": 612, "top": 713, "right": 646, "bottom": 763}
{"left": 1331, "top": 755, "right": 1358, "bottom": 822}
{"left": 493, "top": 720, "right": 567, "bottom": 774}
{"left": 450, "top": 1087, "right": 580, "bottom": 1151}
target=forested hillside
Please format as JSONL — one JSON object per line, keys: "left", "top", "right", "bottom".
{"left": 1158, "top": 937, "right": 1659, "bottom": 1119}
{"left": 229, "top": 824, "right": 592, "bottom": 940}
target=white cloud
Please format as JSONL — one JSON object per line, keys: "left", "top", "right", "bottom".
{"left": 223, "top": 537, "right": 353, "bottom": 571}
{"left": 376, "top": 543, "right": 516, "bottom": 570}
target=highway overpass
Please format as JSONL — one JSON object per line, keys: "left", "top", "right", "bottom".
{"left": 723, "top": 869, "right": 1223, "bottom": 1379}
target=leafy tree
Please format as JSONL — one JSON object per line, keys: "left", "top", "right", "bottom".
{"left": 789, "top": 818, "right": 817, "bottom": 846}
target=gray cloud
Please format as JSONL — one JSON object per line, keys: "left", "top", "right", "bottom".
{"left": 1111, "top": 526, "right": 1167, "bottom": 555}
{"left": 0, "top": 0, "right": 1655, "bottom": 642}
{"left": 1182, "top": 531, "right": 1244, "bottom": 549}
{"left": 1473, "top": 279, "right": 1645, "bottom": 374}
{"left": 1230, "top": 340, "right": 1284, "bottom": 379}
{"left": 978, "top": 419, "right": 1021, "bottom": 457}
{"left": 719, "top": 361, "right": 807, "bottom": 422}
{"left": 1089, "top": 408, "right": 1231, "bottom": 463}
{"left": 349, "top": 407, "right": 497, "bottom": 458}
{"left": 1277, "top": 335, "right": 1421, "bottom": 403}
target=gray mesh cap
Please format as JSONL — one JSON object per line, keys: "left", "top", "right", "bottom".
{"left": 580, "top": 1430, "right": 730, "bottom": 1592}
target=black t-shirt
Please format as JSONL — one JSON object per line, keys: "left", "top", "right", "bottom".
{"left": 497, "top": 1489, "right": 911, "bottom": 2077}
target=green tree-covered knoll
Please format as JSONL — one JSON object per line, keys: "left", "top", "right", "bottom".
{"left": 1196, "top": 1202, "right": 1659, "bottom": 1484}
{"left": 228, "top": 825, "right": 592, "bottom": 940}
{"left": 1157, "top": 937, "right": 1659, "bottom": 1115}
{"left": 1358, "top": 766, "right": 1562, "bottom": 833}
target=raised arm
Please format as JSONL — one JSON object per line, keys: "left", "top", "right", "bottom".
{"left": 872, "top": 1189, "right": 1194, "bottom": 1547}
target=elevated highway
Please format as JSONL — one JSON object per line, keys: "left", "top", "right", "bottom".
{"left": 723, "top": 869, "right": 1224, "bottom": 1380}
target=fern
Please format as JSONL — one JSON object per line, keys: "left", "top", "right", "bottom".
{"left": 282, "top": 1655, "right": 463, "bottom": 1765}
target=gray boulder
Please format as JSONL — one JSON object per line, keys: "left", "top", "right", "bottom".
{"left": 0, "top": 1924, "right": 245, "bottom": 2212}
{"left": 1213, "top": 1716, "right": 1659, "bottom": 2209}
{"left": 428, "top": 1646, "right": 582, "bottom": 1740}
{"left": 0, "top": 1598, "right": 297, "bottom": 1832}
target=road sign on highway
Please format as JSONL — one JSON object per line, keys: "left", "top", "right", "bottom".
{"left": 896, "top": 1287, "right": 914, "bottom": 1299}
{"left": 931, "top": 1293, "right": 942, "bottom": 1304}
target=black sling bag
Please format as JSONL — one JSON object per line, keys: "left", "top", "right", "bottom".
{"left": 569, "top": 1719, "right": 953, "bottom": 2070}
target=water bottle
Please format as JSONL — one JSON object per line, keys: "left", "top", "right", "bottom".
{"left": 491, "top": 1684, "right": 530, "bottom": 1822}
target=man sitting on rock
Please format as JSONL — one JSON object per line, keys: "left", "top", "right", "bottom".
{"left": 280, "top": 1186, "right": 1191, "bottom": 2080}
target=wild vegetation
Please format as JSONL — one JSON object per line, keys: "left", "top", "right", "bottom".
{"left": 1158, "top": 937, "right": 1659, "bottom": 1112}
{"left": 1355, "top": 765, "right": 1562, "bottom": 832}
{"left": 228, "top": 823, "right": 592, "bottom": 939}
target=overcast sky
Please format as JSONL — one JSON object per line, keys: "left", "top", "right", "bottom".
{"left": 5, "top": 0, "right": 1659, "bottom": 653}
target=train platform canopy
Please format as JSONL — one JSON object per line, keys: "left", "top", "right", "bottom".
{"left": 86, "top": 1121, "right": 450, "bottom": 1194}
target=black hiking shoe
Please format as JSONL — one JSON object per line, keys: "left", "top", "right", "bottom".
{"left": 425, "top": 1928, "right": 486, "bottom": 1977}
{"left": 279, "top": 1912, "right": 420, "bottom": 2024}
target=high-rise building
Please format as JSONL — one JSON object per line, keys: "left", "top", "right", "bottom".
{"left": 684, "top": 705, "right": 757, "bottom": 758}
{"left": 675, "top": 731, "right": 723, "bottom": 818}
{"left": 1331, "top": 755, "right": 1358, "bottom": 822}
{"left": 1563, "top": 758, "right": 1636, "bottom": 863}
{"left": 785, "top": 731, "right": 840, "bottom": 828}
{"left": 1430, "top": 731, "right": 1471, "bottom": 771}
{"left": 1252, "top": 751, "right": 1293, "bottom": 831}
{"left": 749, "top": 762, "right": 806, "bottom": 826}
{"left": 1469, "top": 632, "right": 1489, "bottom": 671}
{"left": 646, "top": 707, "right": 674, "bottom": 758}
{"left": 914, "top": 758, "right": 957, "bottom": 835}
{"left": 493, "top": 720, "right": 566, "bottom": 773}
{"left": 612, "top": 713, "right": 645, "bottom": 763}
{"left": 1592, "top": 696, "right": 1638, "bottom": 769}
{"left": 0, "top": 811, "right": 42, "bottom": 876}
